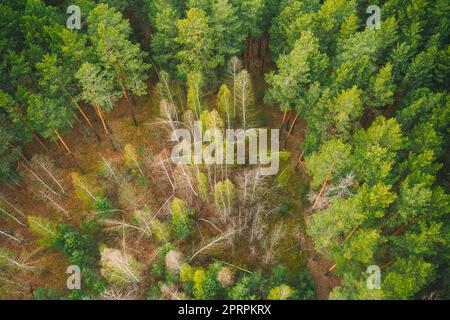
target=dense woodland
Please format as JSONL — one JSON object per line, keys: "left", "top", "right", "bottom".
{"left": 0, "top": 0, "right": 448, "bottom": 300}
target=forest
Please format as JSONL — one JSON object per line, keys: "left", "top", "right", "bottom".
{"left": 0, "top": 0, "right": 448, "bottom": 300}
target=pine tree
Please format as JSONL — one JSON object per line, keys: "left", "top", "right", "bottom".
{"left": 176, "top": 8, "right": 220, "bottom": 78}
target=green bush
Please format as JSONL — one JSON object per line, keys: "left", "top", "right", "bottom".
{"left": 95, "top": 196, "right": 112, "bottom": 213}
{"left": 171, "top": 198, "right": 193, "bottom": 241}
{"left": 33, "top": 285, "right": 61, "bottom": 300}
{"left": 295, "top": 270, "right": 316, "bottom": 300}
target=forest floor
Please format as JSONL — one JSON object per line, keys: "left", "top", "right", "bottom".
{"left": 1, "top": 69, "right": 340, "bottom": 300}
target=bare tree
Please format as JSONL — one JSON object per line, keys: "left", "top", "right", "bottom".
{"left": 228, "top": 57, "right": 243, "bottom": 118}
{"left": 0, "top": 247, "right": 39, "bottom": 272}
{"left": 100, "top": 248, "right": 143, "bottom": 286}
{"left": 101, "top": 285, "right": 139, "bottom": 300}
{"left": 165, "top": 250, "right": 183, "bottom": 275}
{"left": 235, "top": 70, "right": 254, "bottom": 129}
{"left": 173, "top": 163, "right": 198, "bottom": 200}
{"left": 100, "top": 154, "right": 121, "bottom": 185}
{"left": 262, "top": 223, "right": 286, "bottom": 265}
{"left": 308, "top": 172, "right": 356, "bottom": 211}
{"left": 0, "top": 205, "right": 26, "bottom": 227}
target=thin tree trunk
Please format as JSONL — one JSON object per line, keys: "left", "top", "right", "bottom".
{"left": 53, "top": 129, "right": 84, "bottom": 173}
{"left": 279, "top": 110, "right": 287, "bottom": 131}
{"left": 249, "top": 38, "right": 253, "bottom": 68}
{"left": 36, "top": 160, "right": 66, "bottom": 195}
{"left": 114, "top": 63, "right": 138, "bottom": 126}
{"left": 381, "top": 259, "right": 395, "bottom": 271}
{"left": 0, "top": 207, "right": 26, "bottom": 226}
{"left": 20, "top": 154, "right": 65, "bottom": 195}
{"left": 326, "top": 263, "right": 337, "bottom": 275}
{"left": 21, "top": 162, "right": 60, "bottom": 197}
{"left": 94, "top": 105, "right": 109, "bottom": 135}
{"left": 0, "top": 230, "right": 21, "bottom": 242}
{"left": 75, "top": 102, "right": 101, "bottom": 142}
{"left": 257, "top": 37, "right": 262, "bottom": 58}
{"left": 94, "top": 105, "right": 117, "bottom": 151}
{"left": 40, "top": 192, "right": 68, "bottom": 217}
{"left": 31, "top": 131, "right": 48, "bottom": 151}
{"left": 118, "top": 63, "right": 138, "bottom": 107}
{"left": 284, "top": 112, "right": 300, "bottom": 148}
{"left": 311, "top": 179, "right": 328, "bottom": 211}
{"left": 260, "top": 52, "right": 266, "bottom": 76}
{"left": 0, "top": 194, "right": 26, "bottom": 218}
{"left": 190, "top": 230, "right": 236, "bottom": 263}
{"left": 263, "top": 33, "right": 269, "bottom": 73}
{"left": 294, "top": 151, "right": 305, "bottom": 171}
{"left": 285, "top": 110, "right": 292, "bottom": 131}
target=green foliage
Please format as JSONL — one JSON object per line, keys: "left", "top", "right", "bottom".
{"left": 217, "top": 84, "right": 234, "bottom": 124}
{"left": 197, "top": 172, "right": 209, "bottom": 201}
{"left": 0, "top": 0, "right": 449, "bottom": 302}
{"left": 214, "top": 179, "right": 236, "bottom": 210}
{"left": 187, "top": 71, "right": 204, "bottom": 118}
{"left": 266, "top": 30, "right": 328, "bottom": 114}
{"left": 305, "top": 138, "right": 351, "bottom": 189}
{"left": 200, "top": 109, "right": 224, "bottom": 133}
{"left": 54, "top": 224, "right": 106, "bottom": 296}
{"left": 33, "top": 285, "right": 61, "bottom": 300}
{"left": 351, "top": 117, "right": 404, "bottom": 185}
{"left": 27, "top": 215, "right": 58, "bottom": 248}
{"left": 76, "top": 62, "right": 119, "bottom": 112}
{"left": 95, "top": 196, "right": 112, "bottom": 213}
{"left": 296, "top": 270, "right": 316, "bottom": 300}
{"left": 170, "top": 198, "right": 193, "bottom": 241}
{"left": 176, "top": 8, "right": 220, "bottom": 78}
{"left": 55, "top": 224, "right": 97, "bottom": 266}
{"left": 269, "top": 1, "right": 304, "bottom": 60}
{"left": 367, "top": 63, "right": 396, "bottom": 109}
{"left": 123, "top": 144, "right": 141, "bottom": 174}
{"left": 267, "top": 284, "right": 296, "bottom": 300}
{"left": 211, "top": 0, "right": 245, "bottom": 61}
{"left": 0, "top": 113, "right": 22, "bottom": 181}
{"left": 192, "top": 262, "right": 225, "bottom": 299}
{"left": 100, "top": 247, "right": 143, "bottom": 286}
{"left": 71, "top": 172, "right": 101, "bottom": 208}
{"left": 382, "top": 257, "right": 435, "bottom": 300}
{"left": 228, "top": 272, "right": 263, "bottom": 300}
{"left": 179, "top": 262, "right": 195, "bottom": 294}
{"left": 150, "top": 2, "right": 180, "bottom": 72}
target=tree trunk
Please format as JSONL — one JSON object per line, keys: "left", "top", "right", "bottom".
{"left": 94, "top": 105, "right": 117, "bottom": 151}
{"left": 294, "top": 151, "right": 305, "bottom": 171}
{"left": 31, "top": 131, "right": 48, "bottom": 151}
{"left": 279, "top": 110, "right": 287, "bottom": 131}
{"left": 258, "top": 37, "right": 262, "bottom": 58}
{"left": 95, "top": 105, "right": 109, "bottom": 135}
{"left": 325, "top": 263, "right": 337, "bottom": 276}
{"left": 261, "top": 33, "right": 268, "bottom": 75}
{"left": 0, "top": 194, "right": 26, "bottom": 218}
{"left": 114, "top": 63, "right": 138, "bottom": 126}
{"left": 53, "top": 129, "right": 84, "bottom": 173}
{"left": 284, "top": 112, "right": 300, "bottom": 148}
{"left": 285, "top": 110, "right": 292, "bottom": 131}
{"left": 118, "top": 62, "right": 138, "bottom": 107}
{"left": 260, "top": 52, "right": 266, "bottom": 76}
{"left": 311, "top": 179, "right": 328, "bottom": 211}
{"left": 75, "top": 102, "right": 101, "bottom": 142}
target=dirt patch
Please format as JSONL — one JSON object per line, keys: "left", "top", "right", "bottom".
{"left": 307, "top": 256, "right": 341, "bottom": 300}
